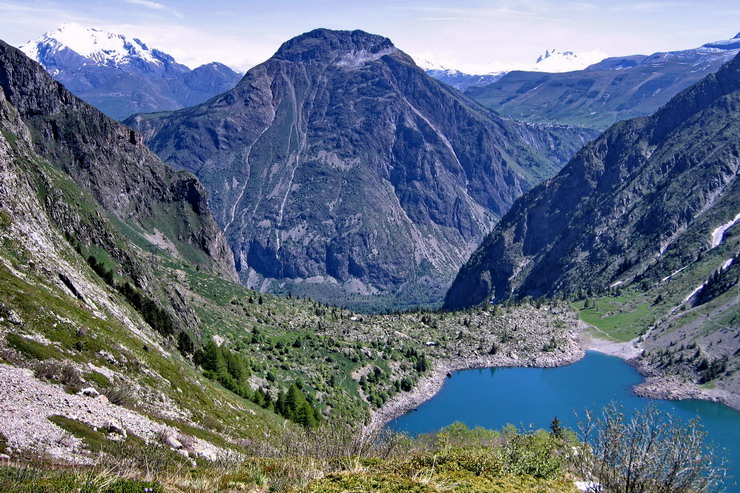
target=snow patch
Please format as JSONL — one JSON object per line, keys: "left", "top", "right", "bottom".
{"left": 534, "top": 48, "right": 607, "bottom": 72}
{"left": 336, "top": 47, "right": 397, "bottom": 68}
{"left": 722, "top": 257, "right": 734, "bottom": 271}
{"left": 662, "top": 265, "right": 687, "bottom": 283}
{"left": 710, "top": 212, "right": 740, "bottom": 248}
{"left": 575, "top": 481, "right": 601, "bottom": 492}
{"left": 684, "top": 283, "right": 706, "bottom": 303}
{"left": 412, "top": 47, "right": 607, "bottom": 76}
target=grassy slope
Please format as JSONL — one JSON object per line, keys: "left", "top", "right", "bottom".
{"left": 571, "top": 224, "right": 739, "bottom": 394}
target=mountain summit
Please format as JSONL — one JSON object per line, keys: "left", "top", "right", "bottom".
{"left": 533, "top": 48, "right": 605, "bottom": 72}
{"left": 127, "top": 28, "right": 594, "bottom": 310}
{"left": 19, "top": 24, "right": 242, "bottom": 119}
{"left": 20, "top": 23, "right": 184, "bottom": 78}
{"left": 273, "top": 29, "right": 398, "bottom": 63}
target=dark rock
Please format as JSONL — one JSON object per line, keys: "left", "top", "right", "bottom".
{"left": 446, "top": 53, "right": 740, "bottom": 309}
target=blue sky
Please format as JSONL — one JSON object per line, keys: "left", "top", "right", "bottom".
{"left": 1, "top": 0, "right": 738, "bottom": 71}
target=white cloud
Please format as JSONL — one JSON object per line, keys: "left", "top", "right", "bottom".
{"left": 123, "top": 0, "right": 183, "bottom": 18}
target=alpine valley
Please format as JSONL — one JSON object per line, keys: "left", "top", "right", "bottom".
{"left": 465, "top": 33, "right": 740, "bottom": 130}
{"left": 446, "top": 51, "right": 740, "bottom": 409}
{"left": 0, "top": 19, "right": 738, "bottom": 493}
{"left": 127, "top": 29, "right": 595, "bottom": 310}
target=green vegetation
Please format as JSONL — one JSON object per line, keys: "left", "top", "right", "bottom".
{"left": 573, "top": 294, "right": 653, "bottom": 342}
{"left": 2, "top": 409, "right": 723, "bottom": 492}
{"left": 5, "top": 333, "right": 60, "bottom": 361}
{"left": 574, "top": 404, "right": 725, "bottom": 493}
{"left": 0, "top": 467, "right": 163, "bottom": 493}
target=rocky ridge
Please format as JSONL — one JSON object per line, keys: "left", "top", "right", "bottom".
{"left": 0, "top": 40, "right": 237, "bottom": 284}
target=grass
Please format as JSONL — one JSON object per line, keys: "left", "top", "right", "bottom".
{"left": 573, "top": 292, "right": 656, "bottom": 342}
{"left": 86, "top": 370, "right": 112, "bottom": 389}
{"left": 0, "top": 466, "right": 164, "bottom": 493}
{"left": 5, "top": 333, "right": 61, "bottom": 361}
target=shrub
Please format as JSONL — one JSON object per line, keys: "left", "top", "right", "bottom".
{"left": 574, "top": 403, "right": 726, "bottom": 492}
{"left": 103, "top": 383, "right": 135, "bottom": 407}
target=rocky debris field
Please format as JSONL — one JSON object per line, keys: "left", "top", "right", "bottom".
{"left": 0, "top": 363, "right": 224, "bottom": 464}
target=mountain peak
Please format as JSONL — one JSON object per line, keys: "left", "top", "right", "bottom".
{"left": 20, "top": 23, "right": 167, "bottom": 68}
{"left": 533, "top": 48, "right": 605, "bottom": 72}
{"left": 273, "top": 28, "right": 398, "bottom": 64}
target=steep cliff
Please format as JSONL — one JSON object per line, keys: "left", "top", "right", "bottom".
{"left": 0, "top": 40, "right": 237, "bottom": 283}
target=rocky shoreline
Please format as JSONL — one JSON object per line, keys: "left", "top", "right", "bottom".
{"left": 582, "top": 329, "right": 740, "bottom": 412}
{"left": 366, "top": 347, "right": 585, "bottom": 434}
{"left": 630, "top": 364, "right": 740, "bottom": 411}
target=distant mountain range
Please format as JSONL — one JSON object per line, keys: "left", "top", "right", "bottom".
{"left": 465, "top": 33, "right": 740, "bottom": 130}
{"left": 127, "top": 28, "right": 596, "bottom": 310}
{"left": 419, "top": 48, "right": 606, "bottom": 91}
{"left": 20, "top": 23, "right": 243, "bottom": 120}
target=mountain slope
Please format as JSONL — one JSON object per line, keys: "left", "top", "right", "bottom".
{"left": 445, "top": 53, "right": 740, "bottom": 406}
{"left": 0, "top": 46, "right": 295, "bottom": 463}
{"left": 0, "top": 40, "right": 237, "bottom": 284}
{"left": 20, "top": 24, "right": 242, "bottom": 119}
{"left": 127, "top": 28, "right": 595, "bottom": 310}
{"left": 466, "top": 34, "right": 740, "bottom": 130}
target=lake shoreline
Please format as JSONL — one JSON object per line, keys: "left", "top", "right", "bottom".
{"left": 368, "top": 322, "right": 740, "bottom": 434}
{"left": 581, "top": 329, "right": 740, "bottom": 412}
{"left": 366, "top": 345, "right": 585, "bottom": 435}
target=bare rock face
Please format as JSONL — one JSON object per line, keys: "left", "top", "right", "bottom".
{"left": 128, "top": 29, "right": 594, "bottom": 309}
{"left": 0, "top": 40, "right": 237, "bottom": 283}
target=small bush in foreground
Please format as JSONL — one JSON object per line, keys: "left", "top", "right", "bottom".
{"left": 574, "top": 403, "right": 726, "bottom": 493}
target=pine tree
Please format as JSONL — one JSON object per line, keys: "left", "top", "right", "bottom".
{"left": 550, "top": 416, "right": 563, "bottom": 439}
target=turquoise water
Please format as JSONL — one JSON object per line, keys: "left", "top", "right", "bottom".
{"left": 388, "top": 351, "right": 740, "bottom": 491}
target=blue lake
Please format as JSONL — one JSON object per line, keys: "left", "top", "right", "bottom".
{"left": 388, "top": 351, "right": 740, "bottom": 492}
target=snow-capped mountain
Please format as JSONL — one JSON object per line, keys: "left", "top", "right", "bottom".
{"left": 20, "top": 23, "right": 189, "bottom": 87}
{"left": 21, "top": 23, "right": 174, "bottom": 70}
{"left": 701, "top": 32, "right": 740, "bottom": 51}
{"left": 419, "top": 47, "right": 607, "bottom": 90}
{"left": 416, "top": 58, "right": 506, "bottom": 91}
{"left": 465, "top": 31, "right": 740, "bottom": 130}
{"left": 532, "top": 48, "right": 607, "bottom": 72}
{"left": 19, "top": 24, "right": 242, "bottom": 120}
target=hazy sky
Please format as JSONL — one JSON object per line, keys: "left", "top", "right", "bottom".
{"left": 1, "top": 0, "right": 738, "bottom": 72}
